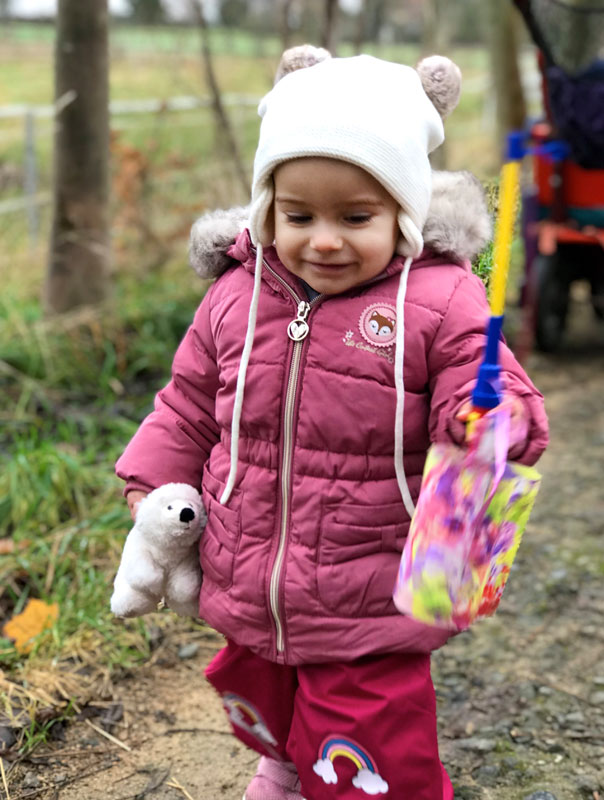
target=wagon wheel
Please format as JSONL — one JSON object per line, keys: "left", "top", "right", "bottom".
{"left": 532, "top": 253, "right": 569, "bottom": 352}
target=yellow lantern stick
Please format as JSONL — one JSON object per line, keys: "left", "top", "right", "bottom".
{"left": 470, "top": 133, "right": 523, "bottom": 416}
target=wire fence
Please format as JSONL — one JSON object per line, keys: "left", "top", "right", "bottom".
{"left": 0, "top": 62, "right": 541, "bottom": 261}
{"left": 0, "top": 94, "right": 261, "bottom": 257}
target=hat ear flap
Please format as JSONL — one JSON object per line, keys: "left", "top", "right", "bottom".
{"left": 415, "top": 55, "right": 462, "bottom": 119}
{"left": 249, "top": 180, "right": 275, "bottom": 247}
{"left": 274, "top": 44, "right": 332, "bottom": 84}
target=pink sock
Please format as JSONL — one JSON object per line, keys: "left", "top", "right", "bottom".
{"left": 243, "top": 757, "right": 304, "bottom": 800}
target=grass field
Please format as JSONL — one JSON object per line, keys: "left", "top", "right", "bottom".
{"left": 0, "top": 21, "right": 500, "bottom": 262}
{"left": 0, "top": 21, "right": 498, "bottom": 162}
{"left": 0, "top": 20, "right": 504, "bottom": 752}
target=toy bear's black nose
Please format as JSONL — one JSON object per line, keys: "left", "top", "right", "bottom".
{"left": 180, "top": 507, "right": 195, "bottom": 523}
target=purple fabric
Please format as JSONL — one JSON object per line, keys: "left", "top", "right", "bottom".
{"left": 116, "top": 229, "right": 548, "bottom": 665}
{"left": 546, "top": 62, "right": 604, "bottom": 169}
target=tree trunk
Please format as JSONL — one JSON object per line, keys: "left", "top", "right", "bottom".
{"left": 354, "top": 0, "right": 368, "bottom": 54}
{"left": 322, "top": 0, "right": 339, "bottom": 54}
{"left": 489, "top": 0, "right": 527, "bottom": 160}
{"left": 421, "top": 0, "right": 450, "bottom": 56}
{"left": 280, "top": 0, "right": 295, "bottom": 53}
{"left": 422, "top": 0, "right": 451, "bottom": 169}
{"left": 365, "top": 0, "right": 388, "bottom": 44}
{"left": 45, "top": 0, "right": 110, "bottom": 314}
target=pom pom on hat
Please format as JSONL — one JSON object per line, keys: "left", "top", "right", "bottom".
{"left": 249, "top": 53, "right": 459, "bottom": 258}
{"left": 274, "top": 44, "right": 331, "bottom": 84}
{"left": 415, "top": 55, "right": 462, "bottom": 119}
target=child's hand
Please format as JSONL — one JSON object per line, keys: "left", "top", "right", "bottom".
{"left": 126, "top": 490, "right": 148, "bottom": 521}
{"left": 453, "top": 395, "right": 530, "bottom": 459}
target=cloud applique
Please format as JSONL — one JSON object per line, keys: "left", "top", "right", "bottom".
{"left": 313, "top": 758, "right": 338, "bottom": 785}
{"left": 251, "top": 721, "right": 278, "bottom": 746}
{"left": 228, "top": 705, "right": 246, "bottom": 727}
{"left": 352, "top": 768, "right": 389, "bottom": 795}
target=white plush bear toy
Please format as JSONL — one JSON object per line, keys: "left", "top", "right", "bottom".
{"left": 110, "top": 482, "right": 206, "bottom": 618}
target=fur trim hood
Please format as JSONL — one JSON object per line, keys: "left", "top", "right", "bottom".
{"left": 189, "top": 169, "right": 492, "bottom": 280}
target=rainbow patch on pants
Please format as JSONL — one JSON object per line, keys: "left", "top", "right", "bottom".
{"left": 313, "top": 735, "right": 389, "bottom": 795}
{"left": 222, "top": 692, "right": 278, "bottom": 747}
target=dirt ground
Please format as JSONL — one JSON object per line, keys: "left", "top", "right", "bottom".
{"left": 5, "top": 286, "right": 604, "bottom": 800}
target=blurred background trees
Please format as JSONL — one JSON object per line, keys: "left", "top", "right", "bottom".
{"left": 2, "top": 0, "right": 533, "bottom": 315}
{"left": 488, "top": 0, "right": 527, "bottom": 156}
{"left": 126, "top": 0, "right": 166, "bottom": 24}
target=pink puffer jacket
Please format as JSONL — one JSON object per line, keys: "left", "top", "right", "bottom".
{"left": 116, "top": 173, "right": 548, "bottom": 666}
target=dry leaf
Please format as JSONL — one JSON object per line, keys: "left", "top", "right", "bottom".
{"left": 2, "top": 599, "right": 59, "bottom": 654}
{"left": 0, "top": 539, "right": 31, "bottom": 555}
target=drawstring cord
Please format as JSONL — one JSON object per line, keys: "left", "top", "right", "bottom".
{"left": 394, "top": 256, "right": 416, "bottom": 519}
{"left": 220, "top": 243, "right": 264, "bottom": 504}
{"left": 221, "top": 248, "right": 415, "bottom": 521}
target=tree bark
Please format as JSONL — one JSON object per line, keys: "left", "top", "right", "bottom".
{"left": 422, "top": 0, "right": 451, "bottom": 170}
{"left": 489, "top": 0, "right": 527, "bottom": 160}
{"left": 421, "top": 0, "right": 450, "bottom": 56}
{"left": 280, "top": 0, "right": 295, "bottom": 53}
{"left": 354, "top": 0, "right": 368, "bottom": 54}
{"left": 322, "top": 0, "right": 339, "bottom": 54}
{"left": 190, "top": 0, "right": 250, "bottom": 198}
{"left": 365, "top": 0, "right": 388, "bottom": 44}
{"left": 45, "top": 0, "right": 110, "bottom": 314}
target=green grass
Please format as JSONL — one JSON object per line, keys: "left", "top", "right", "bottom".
{"left": 0, "top": 24, "right": 282, "bottom": 109}
{"left": 0, "top": 242, "right": 207, "bottom": 721}
{"left": 0, "top": 254, "right": 214, "bottom": 746}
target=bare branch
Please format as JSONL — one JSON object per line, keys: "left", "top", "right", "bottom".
{"left": 189, "top": 0, "right": 250, "bottom": 198}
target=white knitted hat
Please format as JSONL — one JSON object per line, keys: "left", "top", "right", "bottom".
{"left": 249, "top": 54, "right": 445, "bottom": 258}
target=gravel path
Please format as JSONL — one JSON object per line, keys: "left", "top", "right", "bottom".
{"left": 7, "top": 290, "right": 604, "bottom": 800}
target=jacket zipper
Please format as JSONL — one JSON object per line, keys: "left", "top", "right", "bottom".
{"left": 253, "top": 250, "right": 401, "bottom": 653}
{"left": 262, "top": 260, "right": 321, "bottom": 654}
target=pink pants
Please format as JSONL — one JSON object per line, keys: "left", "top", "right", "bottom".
{"left": 205, "top": 641, "right": 454, "bottom": 800}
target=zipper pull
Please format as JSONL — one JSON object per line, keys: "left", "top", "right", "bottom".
{"left": 287, "top": 300, "right": 311, "bottom": 341}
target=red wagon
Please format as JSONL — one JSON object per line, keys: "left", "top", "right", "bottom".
{"left": 513, "top": 0, "right": 604, "bottom": 351}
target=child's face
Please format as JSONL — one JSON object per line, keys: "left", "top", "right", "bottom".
{"left": 273, "top": 157, "right": 399, "bottom": 295}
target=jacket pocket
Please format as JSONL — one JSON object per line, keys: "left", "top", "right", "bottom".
{"left": 200, "top": 462, "right": 242, "bottom": 590}
{"left": 316, "top": 500, "right": 408, "bottom": 616}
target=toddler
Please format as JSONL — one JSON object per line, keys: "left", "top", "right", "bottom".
{"left": 117, "top": 47, "right": 548, "bottom": 800}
